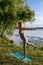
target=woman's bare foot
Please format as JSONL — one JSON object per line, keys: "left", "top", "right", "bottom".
{"left": 21, "top": 57, "right": 26, "bottom": 60}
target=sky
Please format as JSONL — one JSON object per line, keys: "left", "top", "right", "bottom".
{"left": 26, "top": 0, "right": 43, "bottom": 27}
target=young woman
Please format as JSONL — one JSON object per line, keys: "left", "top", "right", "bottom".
{"left": 18, "top": 21, "right": 36, "bottom": 60}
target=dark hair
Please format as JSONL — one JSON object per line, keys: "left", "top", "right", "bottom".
{"left": 18, "top": 21, "right": 22, "bottom": 28}
{"left": 18, "top": 21, "right": 21, "bottom": 25}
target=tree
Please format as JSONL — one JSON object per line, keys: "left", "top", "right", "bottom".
{"left": 0, "top": 0, "right": 35, "bottom": 36}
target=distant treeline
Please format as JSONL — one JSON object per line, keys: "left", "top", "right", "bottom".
{"left": 36, "top": 27, "right": 43, "bottom": 29}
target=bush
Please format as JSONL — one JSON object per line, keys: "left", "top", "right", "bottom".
{"left": 10, "top": 40, "right": 14, "bottom": 44}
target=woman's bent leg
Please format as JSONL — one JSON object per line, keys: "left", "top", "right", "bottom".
{"left": 27, "top": 42, "right": 36, "bottom": 48}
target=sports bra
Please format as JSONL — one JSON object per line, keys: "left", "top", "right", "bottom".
{"left": 19, "top": 28, "right": 25, "bottom": 35}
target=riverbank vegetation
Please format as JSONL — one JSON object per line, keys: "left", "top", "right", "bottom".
{"left": 0, "top": 36, "right": 43, "bottom": 65}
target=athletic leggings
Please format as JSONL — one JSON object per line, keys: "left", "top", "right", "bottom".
{"left": 19, "top": 33, "right": 26, "bottom": 58}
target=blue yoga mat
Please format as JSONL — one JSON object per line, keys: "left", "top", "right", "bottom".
{"left": 10, "top": 52, "right": 33, "bottom": 62}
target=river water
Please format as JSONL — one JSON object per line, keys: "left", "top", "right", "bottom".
{"left": 8, "top": 29, "right": 43, "bottom": 46}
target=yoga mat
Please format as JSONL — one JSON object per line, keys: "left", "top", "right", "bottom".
{"left": 10, "top": 52, "right": 33, "bottom": 62}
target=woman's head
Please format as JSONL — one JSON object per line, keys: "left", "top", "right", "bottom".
{"left": 18, "top": 21, "right": 22, "bottom": 28}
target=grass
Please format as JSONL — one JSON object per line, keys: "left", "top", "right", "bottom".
{"left": 0, "top": 36, "right": 43, "bottom": 65}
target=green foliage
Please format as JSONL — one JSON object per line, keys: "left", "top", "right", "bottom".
{"left": 0, "top": 0, "right": 35, "bottom": 36}
{"left": 39, "top": 47, "right": 43, "bottom": 51}
{"left": 0, "top": 37, "right": 43, "bottom": 65}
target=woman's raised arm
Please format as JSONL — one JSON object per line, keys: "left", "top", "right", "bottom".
{"left": 21, "top": 27, "right": 36, "bottom": 30}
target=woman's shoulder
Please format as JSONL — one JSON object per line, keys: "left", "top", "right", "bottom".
{"left": 22, "top": 23, "right": 25, "bottom": 28}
